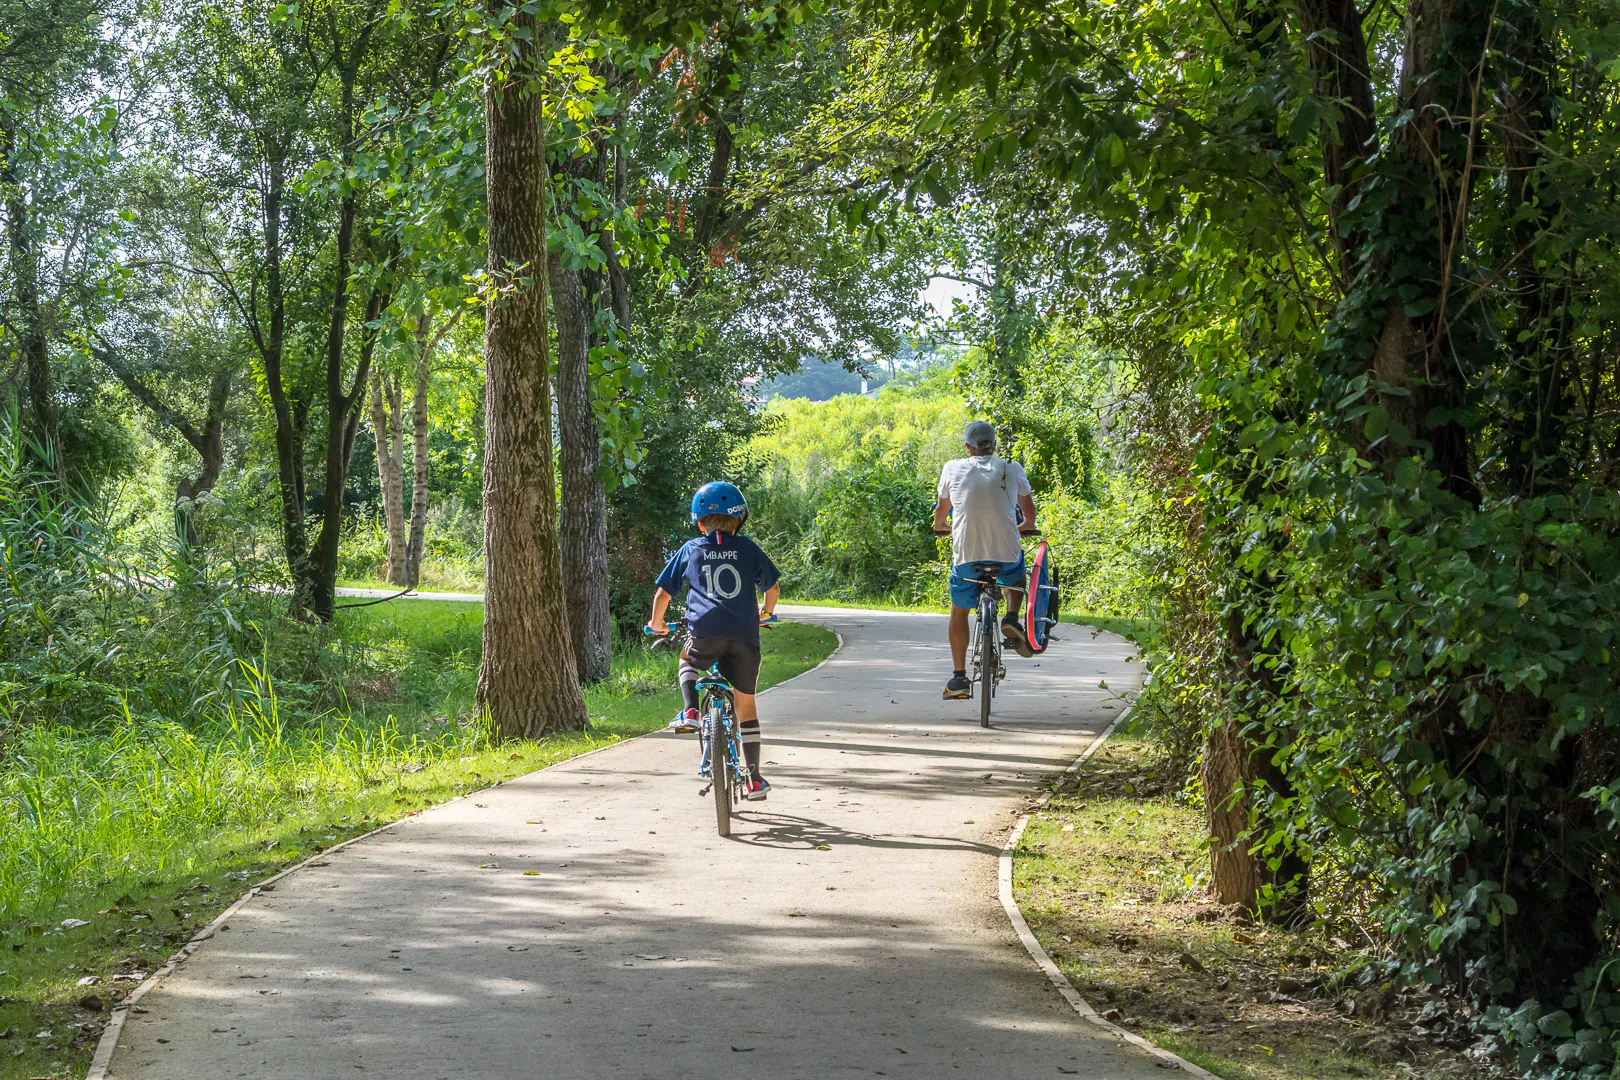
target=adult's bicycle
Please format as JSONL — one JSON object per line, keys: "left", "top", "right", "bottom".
{"left": 938, "top": 528, "right": 1052, "bottom": 726}
{"left": 645, "top": 616, "right": 777, "bottom": 836}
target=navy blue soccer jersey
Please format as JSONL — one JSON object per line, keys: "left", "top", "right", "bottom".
{"left": 655, "top": 531, "right": 780, "bottom": 646}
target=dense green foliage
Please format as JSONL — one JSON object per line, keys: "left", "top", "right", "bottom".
{"left": 807, "top": 0, "right": 1620, "bottom": 1069}
{"left": 9, "top": 0, "right": 1620, "bottom": 1072}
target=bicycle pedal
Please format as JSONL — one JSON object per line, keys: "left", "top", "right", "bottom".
{"left": 698, "top": 784, "right": 712, "bottom": 797}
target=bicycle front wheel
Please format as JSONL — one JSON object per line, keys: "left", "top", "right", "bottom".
{"left": 709, "top": 702, "right": 732, "bottom": 837}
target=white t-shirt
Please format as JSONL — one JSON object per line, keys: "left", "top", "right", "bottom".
{"left": 937, "top": 455, "right": 1032, "bottom": 565}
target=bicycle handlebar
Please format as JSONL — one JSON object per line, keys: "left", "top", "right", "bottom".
{"left": 934, "top": 528, "right": 1042, "bottom": 537}
{"left": 645, "top": 613, "right": 778, "bottom": 647}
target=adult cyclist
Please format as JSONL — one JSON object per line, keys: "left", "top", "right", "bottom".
{"left": 934, "top": 419, "right": 1039, "bottom": 700}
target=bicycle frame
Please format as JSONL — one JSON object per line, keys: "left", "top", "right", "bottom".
{"left": 695, "top": 673, "right": 743, "bottom": 785}
{"left": 967, "top": 569, "right": 1008, "bottom": 726}
{"left": 645, "top": 614, "right": 773, "bottom": 835}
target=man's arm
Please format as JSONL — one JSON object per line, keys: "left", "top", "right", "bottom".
{"left": 1017, "top": 493, "right": 1038, "bottom": 532}
{"left": 933, "top": 495, "right": 952, "bottom": 533}
{"left": 649, "top": 587, "right": 673, "bottom": 632}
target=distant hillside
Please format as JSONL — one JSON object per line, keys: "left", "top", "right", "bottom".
{"left": 761, "top": 358, "right": 889, "bottom": 401}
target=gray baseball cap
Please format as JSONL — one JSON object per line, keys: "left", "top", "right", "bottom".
{"left": 964, "top": 419, "right": 996, "bottom": 450}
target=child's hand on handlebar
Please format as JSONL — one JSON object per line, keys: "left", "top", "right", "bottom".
{"left": 644, "top": 621, "right": 669, "bottom": 636}
{"left": 759, "top": 612, "right": 779, "bottom": 626}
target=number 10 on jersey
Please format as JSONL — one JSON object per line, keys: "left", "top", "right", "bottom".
{"left": 700, "top": 562, "right": 743, "bottom": 599}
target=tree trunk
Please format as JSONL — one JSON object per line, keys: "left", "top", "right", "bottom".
{"left": 1203, "top": 719, "right": 1266, "bottom": 907}
{"left": 304, "top": 273, "right": 381, "bottom": 621}
{"left": 257, "top": 150, "right": 317, "bottom": 618}
{"left": 476, "top": 15, "right": 587, "bottom": 738}
{"left": 369, "top": 365, "right": 408, "bottom": 584}
{"left": 93, "top": 340, "right": 233, "bottom": 552}
{"left": 173, "top": 371, "right": 229, "bottom": 554}
{"left": 1, "top": 119, "right": 65, "bottom": 482}
{"left": 406, "top": 328, "right": 431, "bottom": 588}
{"left": 1203, "top": 720, "right": 1307, "bottom": 919}
{"left": 301, "top": 61, "right": 383, "bottom": 623}
{"left": 549, "top": 253, "right": 613, "bottom": 683}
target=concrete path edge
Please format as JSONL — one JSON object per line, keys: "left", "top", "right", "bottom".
{"left": 85, "top": 620, "right": 847, "bottom": 1080}
{"left": 997, "top": 676, "right": 1219, "bottom": 1079}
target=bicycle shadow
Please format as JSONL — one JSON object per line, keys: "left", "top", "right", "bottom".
{"left": 726, "top": 809, "right": 1001, "bottom": 856}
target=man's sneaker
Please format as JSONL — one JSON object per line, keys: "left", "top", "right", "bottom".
{"left": 1001, "top": 617, "right": 1036, "bottom": 659}
{"left": 667, "top": 708, "right": 700, "bottom": 734}
{"left": 744, "top": 776, "right": 770, "bottom": 801}
{"left": 943, "top": 674, "right": 972, "bottom": 700}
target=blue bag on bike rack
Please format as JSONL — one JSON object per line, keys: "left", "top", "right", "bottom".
{"left": 1024, "top": 540, "right": 1062, "bottom": 654}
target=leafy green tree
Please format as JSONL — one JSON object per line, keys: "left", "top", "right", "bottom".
{"left": 174, "top": 0, "right": 461, "bottom": 619}
{"left": 854, "top": 0, "right": 1620, "bottom": 1059}
{"left": 0, "top": 0, "right": 131, "bottom": 480}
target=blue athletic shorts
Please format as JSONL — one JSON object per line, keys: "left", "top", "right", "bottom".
{"left": 948, "top": 555, "right": 1027, "bottom": 610}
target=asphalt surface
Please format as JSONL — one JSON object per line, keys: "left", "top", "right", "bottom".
{"left": 109, "top": 607, "right": 1166, "bottom": 1079}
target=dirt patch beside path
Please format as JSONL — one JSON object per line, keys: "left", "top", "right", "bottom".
{"left": 1014, "top": 733, "right": 1489, "bottom": 1080}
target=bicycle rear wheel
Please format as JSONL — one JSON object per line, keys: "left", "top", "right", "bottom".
{"left": 979, "top": 598, "right": 996, "bottom": 727}
{"left": 709, "top": 699, "right": 732, "bottom": 837}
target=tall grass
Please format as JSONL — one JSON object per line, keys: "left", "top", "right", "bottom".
{"left": 0, "top": 668, "right": 491, "bottom": 920}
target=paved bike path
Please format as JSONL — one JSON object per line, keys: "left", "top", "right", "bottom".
{"left": 109, "top": 608, "right": 1167, "bottom": 1079}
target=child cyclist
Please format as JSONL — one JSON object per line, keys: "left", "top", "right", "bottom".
{"left": 645, "top": 481, "right": 781, "bottom": 801}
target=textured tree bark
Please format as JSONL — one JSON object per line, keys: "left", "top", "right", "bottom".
{"left": 369, "top": 366, "right": 409, "bottom": 585}
{"left": 550, "top": 253, "right": 613, "bottom": 683}
{"left": 1203, "top": 719, "right": 1265, "bottom": 907}
{"left": 476, "top": 16, "right": 587, "bottom": 737}
{"left": 1202, "top": 572, "right": 1310, "bottom": 921}
{"left": 406, "top": 332, "right": 431, "bottom": 588}
{"left": 1203, "top": 718, "right": 1306, "bottom": 919}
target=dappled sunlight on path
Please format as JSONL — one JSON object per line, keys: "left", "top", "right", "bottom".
{"left": 110, "top": 610, "right": 1162, "bottom": 1079}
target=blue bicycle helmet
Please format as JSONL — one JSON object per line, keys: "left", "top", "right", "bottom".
{"left": 690, "top": 481, "right": 749, "bottom": 528}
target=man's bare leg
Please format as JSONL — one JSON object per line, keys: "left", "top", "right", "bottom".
{"left": 949, "top": 606, "right": 971, "bottom": 669}
{"left": 1000, "top": 577, "right": 1034, "bottom": 656}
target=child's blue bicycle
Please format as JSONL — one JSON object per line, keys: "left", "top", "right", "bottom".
{"left": 645, "top": 615, "right": 778, "bottom": 837}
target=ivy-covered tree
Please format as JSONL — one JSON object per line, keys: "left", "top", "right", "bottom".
{"left": 847, "top": 0, "right": 1620, "bottom": 1064}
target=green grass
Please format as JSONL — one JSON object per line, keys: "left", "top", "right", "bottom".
{"left": 335, "top": 555, "right": 483, "bottom": 594}
{"left": 783, "top": 593, "right": 1151, "bottom": 637}
{"left": 779, "top": 594, "right": 939, "bottom": 612}
{"left": 1061, "top": 611, "right": 1153, "bottom": 642}
{"left": 0, "top": 605, "right": 837, "bottom": 1080}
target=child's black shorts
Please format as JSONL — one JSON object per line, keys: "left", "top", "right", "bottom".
{"left": 679, "top": 636, "right": 762, "bottom": 694}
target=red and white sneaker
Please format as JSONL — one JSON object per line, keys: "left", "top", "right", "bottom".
{"left": 667, "top": 708, "right": 699, "bottom": 734}
{"left": 744, "top": 776, "right": 771, "bottom": 802}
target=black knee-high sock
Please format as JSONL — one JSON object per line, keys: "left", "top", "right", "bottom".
{"left": 740, "top": 719, "right": 762, "bottom": 778}
{"left": 680, "top": 679, "right": 698, "bottom": 712}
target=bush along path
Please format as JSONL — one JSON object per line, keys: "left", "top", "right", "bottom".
{"left": 0, "top": 606, "right": 835, "bottom": 1080}
{"left": 101, "top": 609, "right": 1166, "bottom": 1080}
{"left": 1015, "top": 727, "right": 1489, "bottom": 1080}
